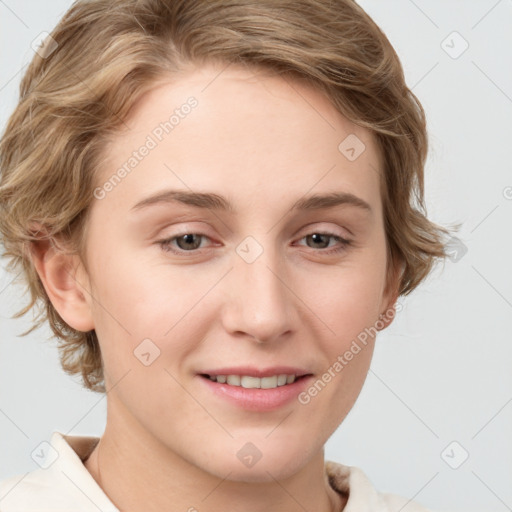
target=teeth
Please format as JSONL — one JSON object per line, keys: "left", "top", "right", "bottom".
{"left": 227, "top": 375, "right": 241, "bottom": 386}
{"left": 208, "top": 374, "right": 297, "bottom": 388}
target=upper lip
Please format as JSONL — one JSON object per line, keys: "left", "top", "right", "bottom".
{"left": 199, "top": 366, "right": 312, "bottom": 378}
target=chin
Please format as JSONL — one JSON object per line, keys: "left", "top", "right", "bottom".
{"left": 201, "top": 445, "right": 312, "bottom": 483}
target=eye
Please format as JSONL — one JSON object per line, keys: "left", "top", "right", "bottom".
{"left": 157, "top": 231, "right": 351, "bottom": 256}
{"left": 157, "top": 233, "right": 212, "bottom": 254}
{"left": 295, "top": 232, "right": 352, "bottom": 255}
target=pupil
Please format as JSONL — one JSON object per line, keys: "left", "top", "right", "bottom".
{"left": 310, "top": 233, "right": 328, "bottom": 248}
{"left": 179, "top": 234, "right": 200, "bottom": 250}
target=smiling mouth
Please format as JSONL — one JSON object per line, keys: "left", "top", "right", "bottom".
{"left": 199, "top": 373, "right": 311, "bottom": 389}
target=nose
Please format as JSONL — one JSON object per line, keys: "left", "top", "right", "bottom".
{"left": 221, "top": 245, "right": 297, "bottom": 344}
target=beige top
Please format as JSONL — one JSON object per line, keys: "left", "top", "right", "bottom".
{"left": 0, "top": 431, "right": 432, "bottom": 511}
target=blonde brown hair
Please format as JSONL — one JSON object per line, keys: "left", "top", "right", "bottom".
{"left": 0, "top": 0, "right": 450, "bottom": 393}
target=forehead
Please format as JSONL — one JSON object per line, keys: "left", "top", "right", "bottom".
{"left": 93, "top": 63, "right": 383, "bottom": 218}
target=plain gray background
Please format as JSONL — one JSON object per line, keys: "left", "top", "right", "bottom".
{"left": 0, "top": 1, "right": 511, "bottom": 511}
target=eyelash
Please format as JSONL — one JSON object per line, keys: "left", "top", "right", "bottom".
{"left": 156, "top": 231, "right": 352, "bottom": 256}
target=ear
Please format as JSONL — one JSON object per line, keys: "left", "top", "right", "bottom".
{"left": 377, "top": 256, "right": 402, "bottom": 331}
{"left": 29, "top": 230, "right": 94, "bottom": 332}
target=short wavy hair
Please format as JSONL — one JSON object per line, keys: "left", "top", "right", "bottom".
{"left": 0, "top": 0, "right": 450, "bottom": 393}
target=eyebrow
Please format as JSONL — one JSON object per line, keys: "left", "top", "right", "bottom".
{"left": 130, "top": 189, "right": 372, "bottom": 214}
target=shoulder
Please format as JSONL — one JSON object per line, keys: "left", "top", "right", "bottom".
{"left": 325, "top": 460, "right": 433, "bottom": 512}
{"left": 0, "top": 467, "right": 81, "bottom": 511}
{"left": 0, "top": 432, "right": 117, "bottom": 512}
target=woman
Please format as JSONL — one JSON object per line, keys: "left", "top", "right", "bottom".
{"left": 0, "top": 0, "right": 449, "bottom": 510}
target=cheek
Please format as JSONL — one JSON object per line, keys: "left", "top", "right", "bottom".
{"left": 320, "top": 249, "right": 386, "bottom": 380}
{"left": 309, "top": 255, "right": 387, "bottom": 344}
{"left": 87, "top": 250, "right": 213, "bottom": 367}
{"left": 303, "top": 270, "right": 382, "bottom": 436}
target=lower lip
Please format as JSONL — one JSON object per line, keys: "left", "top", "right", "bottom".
{"left": 198, "top": 375, "right": 313, "bottom": 411}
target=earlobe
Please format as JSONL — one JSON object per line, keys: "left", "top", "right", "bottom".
{"left": 29, "top": 234, "right": 95, "bottom": 332}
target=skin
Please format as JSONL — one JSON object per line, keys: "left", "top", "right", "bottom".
{"left": 32, "top": 62, "right": 399, "bottom": 512}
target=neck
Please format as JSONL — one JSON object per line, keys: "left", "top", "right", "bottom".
{"left": 83, "top": 418, "right": 345, "bottom": 512}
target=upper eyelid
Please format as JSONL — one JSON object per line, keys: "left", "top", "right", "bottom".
{"left": 158, "top": 220, "right": 353, "bottom": 239}
{"left": 159, "top": 229, "right": 350, "bottom": 242}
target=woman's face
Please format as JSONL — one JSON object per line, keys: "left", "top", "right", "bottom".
{"left": 78, "top": 63, "right": 396, "bottom": 482}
